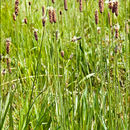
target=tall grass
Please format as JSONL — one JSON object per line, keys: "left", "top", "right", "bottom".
{"left": 0, "top": 0, "right": 129, "bottom": 129}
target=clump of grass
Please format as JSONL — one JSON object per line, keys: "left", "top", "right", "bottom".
{"left": 1, "top": 0, "right": 129, "bottom": 129}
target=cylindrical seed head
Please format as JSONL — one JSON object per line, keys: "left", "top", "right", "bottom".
{"left": 99, "top": 0, "right": 104, "bottom": 13}
{"left": 13, "top": 13, "right": 16, "bottom": 21}
{"left": 79, "top": 0, "right": 82, "bottom": 12}
{"left": 125, "top": 22, "right": 129, "bottom": 34}
{"left": 108, "top": 12, "right": 112, "bottom": 27}
{"left": 52, "top": 9, "right": 57, "bottom": 23}
{"left": 64, "top": 0, "right": 68, "bottom": 11}
{"left": 49, "top": 8, "right": 53, "bottom": 24}
{"left": 24, "top": 18, "right": 27, "bottom": 24}
{"left": 29, "top": 1, "right": 31, "bottom": 6}
{"left": 108, "top": 0, "right": 113, "bottom": 9}
{"left": 115, "top": 1, "right": 118, "bottom": 16}
{"left": 42, "top": 17, "right": 46, "bottom": 27}
{"left": 42, "top": 6, "right": 45, "bottom": 16}
{"left": 95, "top": 10, "right": 98, "bottom": 25}
{"left": 34, "top": 30, "right": 38, "bottom": 41}
{"left": 52, "top": 0, "right": 55, "bottom": 3}
{"left": 6, "top": 38, "right": 11, "bottom": 54}
{"left": 61, "top": 51, "right": 64, "bottom": 57}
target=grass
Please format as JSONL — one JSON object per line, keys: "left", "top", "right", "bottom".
{"left": 0, "top": 0, "right": 129, "bottom": 129}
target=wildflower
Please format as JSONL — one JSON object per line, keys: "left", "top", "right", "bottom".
{"left": 71, "top": 36, "right": 81, "bottom": 42}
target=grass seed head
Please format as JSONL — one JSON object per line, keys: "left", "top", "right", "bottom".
{"left": 52, "top": 9, "right": 57, "bottom": 23}
{"left": 56, "top": 31, "right": 58, "bottom": 40}
{"left": 52, "top": 0, "right": 55, "bottom": 3}
{"left": 42, "top": 17, "right": 46, "bottom": 27}
{"left": 108, "top": 0, "right": 113, "bottom": 9}
{"left": 29, "top": 1, "right": 31, "bottom": 6}
{"left": 125, "top": 22, "right": 129, "bottom": 34}
{"left": 49, "top": 8, "right": 53, "bottom": 24}
{"left": 99, "top": 0, "right": 104, "bottom": 13}
{"left": 108, "top": 12, "right": 112, "bottom": 27}
{"left": 6, "top": 38, "right": 11, "bottom": 54}
{"left": 34, "top": 29, "right": 38, "bottom": 41}
{"left": 60, "top": 10, "right": 62, "bottom": 15}
{"left": 42, "top": 6, "right": 45, "bottom": 16}
{"left": 7, "top": 58, "right": 11, "bottom": 73}
{"left": 112, "top": 1, "right": 118, "bottom": 16}
{"left": 115, "top": 24, "right": 119, "bottom": 38}
{"left": 24, "top": 18, "right": 27, "bottom": 24}
{"left": 61, "top": 51, "right": 64, "bottom": 57}
{"left": 115, "top": 1, "right": 118, "bottom": 16}
{"left": 13, "top": 13, "right": 16, "bottom": 21}
{"left": 95, "top": 10, "right": 99, "bottom": 25}
{"left": 64, "top": 0, "right": 68, "bottom": 11}
{"left": 79, "top": 0, "right": 82, "bottom": 12}
{"left": 15, "top": 0, "right": 19, "bottom": 16}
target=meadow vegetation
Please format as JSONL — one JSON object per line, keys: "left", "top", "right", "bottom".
{"left": 0, "top": 0, "right": 129, "bottom": 129}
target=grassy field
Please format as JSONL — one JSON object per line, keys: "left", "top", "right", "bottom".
{"left": 0, "top": 0, "right": 129, "bottom": 129}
